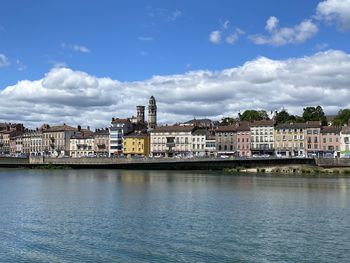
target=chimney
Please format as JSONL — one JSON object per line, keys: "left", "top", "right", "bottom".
{"left": 112, "top": 117, "right": 115, "bottom": 122}
{"left": 87, "top": 126, "right": 90, "bottom": 130}
{"left": 78, "top": 125, "right": 81, "bottom": 131}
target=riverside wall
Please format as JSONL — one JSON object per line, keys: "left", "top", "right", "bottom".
{"left": 0, "top": 156, "right": 349, "bottom": 170}
{"left": 28, "top": 156, "right": 317, "bottom": 170}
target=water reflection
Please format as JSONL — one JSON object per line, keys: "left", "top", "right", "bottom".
{"left": 0, "top": 169, "right": 349, "bottom": 263}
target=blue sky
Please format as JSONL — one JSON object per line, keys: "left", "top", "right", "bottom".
{"left": 1, "top": 0, "right": 349, "bottom": 87}
{"left": 0, "top": 0, "right": 350, "bottom": 127}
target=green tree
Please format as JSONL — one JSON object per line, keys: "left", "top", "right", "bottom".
{"left": 275, "top": 109, "right": 297, "bottom": 124}
{"left": 302, "top": 106, "right": 327, "bottom": 125}
{"left": 334, "top": 109, "right": 350, "bottom": 126}
{"left": 220, "top": 117, "right": 235, "bottom": 126}
{"left": 240, "top": 110, "right": 269, "bottom": 122}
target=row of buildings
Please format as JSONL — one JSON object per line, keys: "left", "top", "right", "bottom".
{"left": 1, "top": 96, "right": 350, "bottom": 158}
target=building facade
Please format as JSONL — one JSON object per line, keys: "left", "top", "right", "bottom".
{"left": 109, "top": 118, "right": 133, "bottom": 156}
{"left": 250, "top": 120, "right": 275, "bottom": 156}
{"left": 304, "top": 122, "right": 322, "bottom": 157}
{"left": 42, "top": 124, "right": 77, "bottom": 156}
{"left": 274, "top": 123, "right": 306, "bottom": 157}
{"left": 150, "top": 126, "right": 194, "bottom": 157}
{"left": 94, "top": 128, "right": 109, "bottom": 157}
{"left": 123, "top": 131, "right": 150, "bottom": 157}
{"left": 192, "top": 128, "right": 207, "bottom": 157}
{"left": 236, "top": 125, "right": 251, "bottom": 157}
{"left": 215, "top": 125, "right": 237, "bottom": 157}
{"left": 321, "top": 126, "right": 341, "bottom": 157}
{"left": 70, "top": 131, "right": 95, "bottom": 158}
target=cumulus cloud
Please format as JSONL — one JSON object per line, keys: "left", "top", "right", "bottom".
{"left": 1, "top": 50, "right": 350, "bottom": 128}
{"left": 209, "top": 30, "right": 222, "bottom": 44}
{"left": 62, "top": 43, "right": 91, "bottom": 53}
{"left": 250, "top": 17, "right": 318, "bottom": 46}
{"left": 209, "top": 20, "right": 244, "bottom": 45}
{"left": 316, "top": 0, "right": 350, "bottom": 31}
{"left": 0, "top": 53, "right": 10, "bottom": 67}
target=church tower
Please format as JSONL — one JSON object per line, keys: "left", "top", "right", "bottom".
{"left": 148, "top": 96, "right": 157, "bottom": 129}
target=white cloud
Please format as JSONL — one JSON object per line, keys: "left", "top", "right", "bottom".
{"left": 62, "top": 43, "right": 91, "bottom": 53}
{"left": 209, "top": 30, "right": 222, "bottom": 44}
{"left": 209, "top": 20, "right": 244, "bottom": 45}
{"left": 0, "top": 53, "right": 9, "bottom": 67}
{"left": 138, "top": 36, "right": 154, "bottom": 41}
{"left": 226, "top": 28, "right": 245, "bottom": 44}
{"left": 316, "top": 0, "right": 350, "bottom": 31}
{"left": 249, "top": 18, "right": 318, "bottom": 46}
{"left": 265, "top": 16, "right": 279, "bottom": 32}
{"left": 222, "top": 20, "right": 230, "bottom": 30}
{"left": 1, "top": 50, "right": 350, "bottom": 128}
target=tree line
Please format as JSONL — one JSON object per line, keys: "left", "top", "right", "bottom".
{"left": 220, "top": 106, "right": 350, "bottom": 126}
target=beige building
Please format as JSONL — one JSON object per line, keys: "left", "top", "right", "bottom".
{"left": 94, "top": 128, "right": 110, "bottom": 157}
{"left": 150, "top": 126, "right": 195, "bottom": 157}
{"left": 43, "top": 124, "right": 77, "bottom": 156}
{"left": 70, "top": 130, "right": 95, "bottom": 158}
{"left": 274, "top": 123, "right": 306, "bottom": 157}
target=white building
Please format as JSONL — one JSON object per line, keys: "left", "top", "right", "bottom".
{"left": 192, "top": 129, "right": 207, "bottom": 157}
{"left": 109, "top": 118, "right": 133, "bottom": 156}
{"left": 70, "top": 131, "right": 95, "bottom": 158}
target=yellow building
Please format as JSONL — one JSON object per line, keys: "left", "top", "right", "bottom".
{"left": 123, "top": 131, "right": 150, "bottom": 157}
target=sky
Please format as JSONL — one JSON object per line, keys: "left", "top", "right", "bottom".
{"left": 0, "top": 0, "right": 350, "bottom": 128}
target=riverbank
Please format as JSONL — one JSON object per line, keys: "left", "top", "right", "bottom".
{"left": 224, "top": 165, "right": 350, "bottom": 176}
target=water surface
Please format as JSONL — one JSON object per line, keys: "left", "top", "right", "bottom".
{"left": 0, "top": 169, "right": 349, "bottom": 262}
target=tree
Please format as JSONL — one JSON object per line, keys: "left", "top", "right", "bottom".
{"left": 302, "top": 106, "right": 327, "bottom": 125}
{"left": 220, "top": 117, "right": 235, "bottom": 126}
{"left": 275, "top": 109, "right": 296, "bottom": 124}
{"left": 334, "top": 109, "right": 350, "bottom": 126}
{"left": 240, "top": 110, "right": 269, "bottom": 122}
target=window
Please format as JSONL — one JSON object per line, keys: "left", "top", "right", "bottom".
{"left": 323, "top": 138, "right": 326, "bottom": 143}
{"left": 313, "top": 130, "right": 318, "bottom": 134}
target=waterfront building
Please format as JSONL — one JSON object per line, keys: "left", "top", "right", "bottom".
{"left": 274, "top": 123, "right": 306, "bottom": 157}
{"left": 304, "top": 121, "right": 322, "bottom": 157}
{"left": 340, "top": 126, "right": 350, "bottom": 158}
{"left": 215, "top": 125, "right": 237, "bottom": 157}
{"left": 42, "top": 124, "right": 77, "bottom": 156}
{"left": 320, "top": 126, "right": 341, "bottom": 157}
{"left": 192, "top": 128, "right": 207, "bottom": 157}
{"left": 123, "top": 131, "right": 150, "bottom": 157}
{"left": 94, "top": 128, "right": 109, "bottom": 157}
{"left": 250, "top": 120, "right": 275, "bottom": 156}
{"left": 148, "top": 96, "right": 157, "bottom": 129}
{"left": 205, "top": 132, "right": 216, "bottom": 157}
{"left": 70, "top": 128, "right": 95, "bottom": 158}
{"left": 236, "top": 123, "right": 251, "bottom": 157}
{"left": 15, "top": 135, "right": 23, "bottom": 154}
{"left": 30, "top": 129, "right": 44, "bottom": 156}
{"left": 109, "top": 118, "right": 133, "bottom": 156}
{"left": 9, "top": 136, "right": 17, "bottom": 155}
{"left": 0, "top": 124, "right": 24, "bottom": 155}
{"left": 150, "top": 125, "right": 195, "bottom": 157}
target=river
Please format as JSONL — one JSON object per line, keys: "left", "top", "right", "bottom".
{"left": 0, "top": 169, "right": 349, "bottom": 262}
